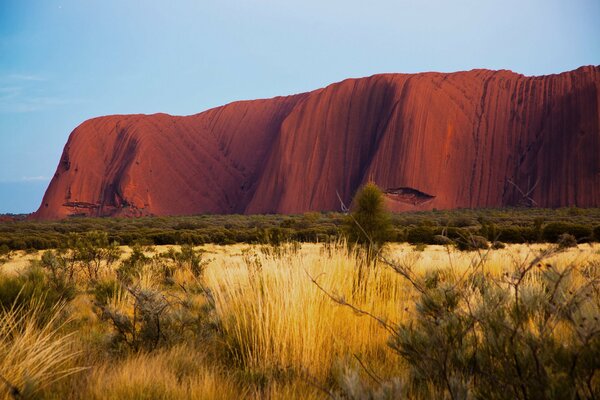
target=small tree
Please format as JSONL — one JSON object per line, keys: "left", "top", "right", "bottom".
{"left": 344, "top": 183, "right": 392, "bottom": 292}
{"left": 345, "top": 182, "right": 392, "bottom": 252}
{"left": 73, "top": 231, "right": 121, "bottom": 283}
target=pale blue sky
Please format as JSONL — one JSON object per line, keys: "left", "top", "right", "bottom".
{"left": 1, "top": 0, "right": 599, "bottom": 213}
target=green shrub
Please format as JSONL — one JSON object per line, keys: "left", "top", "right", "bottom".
{"left": 0, "top": 267, "right": 75, "bottom": 315}
{"left": 491, "top": 240, "right": 506, "bottom": 249}
{"left": 407, "top": 226, "right": 436, "bottom": 244}
{"left": 343, "top": 182, "right": 392, "bottom": 259}
{"left": 455, "top": 235, "right": 489, "bottom": 251}
{"left": 1, "top": 209, "right": 599, "bottom": 249}
{"left": 449, "top": 217, "right": 476, "bottom": 228}
{"left": 433, "top": 235, "right": 454, "bottom": 246}
{"left": 92, "top": 279, "right": 121, "bottom": 307}
{"left": 116, "top": 244, "right": 151, "bottom": 284}
{"left": 557, "top": 233, "right": 578, "bottom": 249}
{"left": 413, "top": 243, "right": 427, "bottom": 252}
{"left": 344, "top": 183, "right": 392, "bottom": 245}
{"left": 542, "top": 223, "right": 593, "bottom": 243}
{"left": 160, "top": 244, "right": 210, "bottom": 279}
{"left": 39, "top": 249, "right": 78, "bottom": 290}
{"left": 593, "top": 225, "right": 600, "bottom": 242}
{"left": 0, "top": 244, "right": 12, "bottom": 264}
{"left": 95, "top": 285, "right": 206, "bottom": 352}
{"left": 72, "top": 231, "right": 121, "bottom": 283}
{"left": 383, "top": 252, "right": 600, "bottom": 399}
{"left": 497, "top": 226, "right": 530, "bottom": 243}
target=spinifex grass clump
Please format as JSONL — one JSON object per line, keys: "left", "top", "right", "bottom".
{"left": 0, "top": 300, "right": 82, "bottom": 399}
{"left": 206, "top": 243, "right": 405, "bottom": 382}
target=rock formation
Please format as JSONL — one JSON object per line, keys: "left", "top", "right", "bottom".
{"left": 33, "top": 66, "right": 600, "bottom": 219}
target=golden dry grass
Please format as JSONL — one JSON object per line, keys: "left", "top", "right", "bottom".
{"left": 0, "top": 300, "right": 83, "bottom": 400}
{"left": 206, "top": 243, "right": 407, "bottom": 380}
{"left": 1, "top": 242, "right": 599, "bottom": 399}
{"left": 84, "top": 345, "right": 240, "bottom": 400}
{"left": 204, "top": 243, "right": 600, "bottom": 387}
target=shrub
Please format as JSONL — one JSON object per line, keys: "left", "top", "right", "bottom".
{"left": 496, "top": 226, "right": 529, "bottom": 243}
{"left": 406, "top": 226, "right": 436, "bottom": 244}
{"left": 343, "top": 183, "right": 392, "bottom": 293}
{"left": 382, "top": 250, "right": 600, "bottom": 399}
{"left": 39, "top": 249, "right": 78, "bottom": 291}
{"left": 491, "top": 240, "right": 506, "bottom": 249}
{"left": 433, "top": 235, "right": 454, "bottom": 246}
{"left": 449, "top": 217, "right": 476, "bottom": 228}
{"left": 94, "top": 284, "right": 206, "bottom": 352}
{"left": 542, "top": 223, "right": 593, "bottom": 243}
{"left": 116, "top": 244, "right": 151, "bottom": 284}
{"left": 413, "top": 243, "right": 427, "bottom": 252}
{"left": 557, "top": 233, "right": 578, "bottom": 249}
{"left": 0, "top": 267, "right": 75, "bottom": 315}
{"left": 92, "top": 279, "right": 121, "bottom": 307}
{"left": 343, "top": 183, "right": 392, "bottom": 256}
{"left": 0, "top": 244, "right": 12, "bottom": 264}
{"left": 593, "top": 225, "right": 600, "bottom": 242}
{"left": 72, "top": 231, "right": 121, "bottom": 282}
{"left": 455, "top": 235, "right": 489, "bottom": 251}
{"left": 160, "top": 244, "right": 210, "bottom": 280}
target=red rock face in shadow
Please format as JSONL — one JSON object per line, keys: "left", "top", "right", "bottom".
{"left": 33, "top": 66, "right": 600, "bottom": 219}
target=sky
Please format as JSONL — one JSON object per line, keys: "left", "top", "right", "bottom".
{"left": 0, "top": 0, "right": 599, "bottom": 213}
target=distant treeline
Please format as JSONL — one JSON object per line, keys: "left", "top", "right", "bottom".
{"left": 1, "top": 208, "right": 600, "bottom": 250}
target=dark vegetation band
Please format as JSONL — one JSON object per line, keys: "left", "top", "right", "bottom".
{"left": 2, "top": 207, "right": 600, "bottom": 250}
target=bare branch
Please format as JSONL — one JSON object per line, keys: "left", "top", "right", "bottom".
{"left": 306, "top": 270, "right": 399, "bottom": 337}
{"left": 353, "top": 353, "right": 383, "bottom": 385}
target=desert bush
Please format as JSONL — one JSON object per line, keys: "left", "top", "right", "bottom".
{"left": 455, "top": 234, "right": 489, "bottom": 251}
{"left": 594, "top": 225, "right": 600, "bottom": 242}
{"left": 557, "top": 233, "right": 578, "bottom": 249}
{"left": 335, "top": 366, "right": 407, "bottom": 400}
{"left": 40, "top": 248, "right": 78, "bottom": 291}
{"left": 495, "top": 226, "right": 526, "bottom": 243}
{"left": 338, "top": 247, "right": 600, "bottom": 399}
{"left": 92, "top": 279, "right": 122, "bottom": 308}
{"left": 449, "top": 216, "right": 477, "bottom": 228}
{"left": 94, "top": 280, "right": 208, "bottom": 352}
{"left": 0, "top": 266, "right": 75, "bottom": 315}
{"left": 343, "top": 183, "right": 392, "bottom": 294}
{"left": 344, "top": 183, "right": 392, "bottom": 258}
{"left": 2, "top": 209, "right": 600, "bottom": 249}
{"left": 259, "top": 242, "right": 302, "bottom": 259}
{"left": 491, "top": 240, "right": 506, "bottom": 249}
{"left": 406, "top": 226, "right": 436, "bottom": 244}
{"left": 160, "top": 245, "right": 210, "bottom": 279}
{"left": 433, "top": 235, "right": 454, "bottom": 246}
{"left": 72, "top": 231, "right": 121, "bottom": 283}
{"left": 413, "top": 243, "right": 427, "bottom": 252}
{"left": 116, "top": 244, "right": 151, "bottom": 284}
{"left": 0, "top": 244, "right": 12, "bottom": 264}
{"left": 542, "top": 222, "right": 593, "bottom": 243}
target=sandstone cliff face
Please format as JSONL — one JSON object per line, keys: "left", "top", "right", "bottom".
{"left": 34, "top": 66, "right": 600, "bottom": 219}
